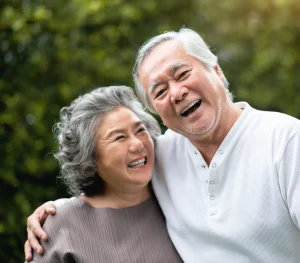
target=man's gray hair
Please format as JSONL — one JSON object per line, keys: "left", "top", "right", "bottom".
{"left": 53, "top": 85, "right": 161, "bottom": 196}
{"left": 133, "top": 28, "right": 233, "bottom": 113}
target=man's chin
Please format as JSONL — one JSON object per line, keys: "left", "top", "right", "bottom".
{"left": 176, "top": 120, "right": 216, "bottom": 139}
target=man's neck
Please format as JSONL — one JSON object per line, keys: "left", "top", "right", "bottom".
{"left": 191, "top": 102, "right": 243, "bottom": 166}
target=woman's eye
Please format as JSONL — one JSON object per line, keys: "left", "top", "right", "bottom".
{"left": 115, "top": 135, "right": 125, "bottom": 141}
{"left": 155, "top": 89, "right": 166, "bottom": 99}
{"left": 137, "top": 127, "right": 146, "bottom": 133}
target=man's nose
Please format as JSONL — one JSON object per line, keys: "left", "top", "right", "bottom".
{"left": 170, "top": 83, "right": 188, "bottom": 104}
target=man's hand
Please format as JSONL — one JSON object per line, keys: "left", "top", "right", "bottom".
{"left": 24, "top": 201, "right": 56, "bottom": 262}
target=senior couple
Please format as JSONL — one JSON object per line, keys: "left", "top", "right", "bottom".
{"left": 25, "top": 28, "right": 300, "bottom": 262}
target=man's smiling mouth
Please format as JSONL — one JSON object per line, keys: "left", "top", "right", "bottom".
{"left": 181, "top": 99, "right": 202, "bottom": 117}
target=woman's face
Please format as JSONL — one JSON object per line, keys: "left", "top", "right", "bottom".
{"left": 95, "top": 107, "right": 155, "bottom": 192}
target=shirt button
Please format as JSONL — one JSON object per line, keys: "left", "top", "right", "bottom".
{"left": 210, "top": 180, "right": 214, "bottom": 184}
{"left": 202, "top": 165, "right": 206, "bottom": 169}
{"left": 219, "top": 150, "right": 224, "bottom": 154}
{"left": 212, "top": 163, "right": 216, "bottom": 168}
{"left": 194, "top": 151, "right": 198, "bottom": 155}
{"left": 210, "top": 195, "right": 215, "bottom": 200}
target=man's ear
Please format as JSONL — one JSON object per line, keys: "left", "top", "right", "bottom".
{"left": 213, "top": 64, "right": 225, "bottom": 81}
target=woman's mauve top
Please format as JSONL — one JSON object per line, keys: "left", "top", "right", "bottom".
{"left": 29, "top": 196, "right": 183, "bottom": 263}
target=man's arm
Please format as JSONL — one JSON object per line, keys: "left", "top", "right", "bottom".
{"left": 24, "top": 198, "right": 71, "bottom": 262}
{"left": 278, "top": 130, "right": 300, "bottom": 229}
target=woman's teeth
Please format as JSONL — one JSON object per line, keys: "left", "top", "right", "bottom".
{"left": 128, "top": 158, "right": 146, "bottom": 168}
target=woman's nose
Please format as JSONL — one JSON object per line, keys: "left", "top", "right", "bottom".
{"left": 129, "top": 137, "right": 144, "bottom": 153}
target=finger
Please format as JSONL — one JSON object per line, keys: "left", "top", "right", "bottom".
{"left": 27, "top": 219, "right": 47, "bottom": 243}
{"left": 44, "top": 202, "right": 56, "bottom": 215}
{"left": 24, "top": 240, "right": 33, "bottom": 262}
{"left": 27, "top": 228, "right": 44, "bottom": 255}
{"left": 28, "top": 212, "right": 48, "bottom": 241}
{"left": 33, "top": 201, "right": 55, "bottom": 218}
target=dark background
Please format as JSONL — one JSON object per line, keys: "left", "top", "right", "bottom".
{"left": 1, "top": 0, "right": 300, "bottom": 261}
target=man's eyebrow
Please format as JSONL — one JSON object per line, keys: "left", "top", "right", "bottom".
{"left": 148, "top": 62, "right": 190, "bottom": 96}
{"left": 170, "top": 61, "right": 190, "bottom": 75}
{"left": 148, "top": 81, "right": 161, "bottom": 96}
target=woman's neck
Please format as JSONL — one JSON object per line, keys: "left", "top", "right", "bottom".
{"left": 81, "top": 186, "right": 151, "bottom": 209}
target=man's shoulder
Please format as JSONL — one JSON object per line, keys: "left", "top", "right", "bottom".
{"left": 156, "top": 130, "right": 189, "bottom": 161}
{"left": 255, "top": 108, "right": 300, "bottom": 132}
{"left": 157, "top": 129, "right": 186, "bottom": 147}
{"left": 245, "top": 105, "right": 300, "bottom": 148}
{"left": 241, "top": 102, "right": 299, "bottom": 131}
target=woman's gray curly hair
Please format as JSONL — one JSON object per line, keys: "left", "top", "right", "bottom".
{"left": 53, "top": 85, "right": 161, "bottom": 196}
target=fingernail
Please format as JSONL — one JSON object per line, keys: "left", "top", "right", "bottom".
{"left": 37, "top": 249, "right": 40, "bottom": 253}
{"left": 40, "top": 235, "right": 44, "bottom": 239}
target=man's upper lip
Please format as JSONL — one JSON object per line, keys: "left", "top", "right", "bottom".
{"left": 179, "top": 99, "right": 201, "bottom": 115}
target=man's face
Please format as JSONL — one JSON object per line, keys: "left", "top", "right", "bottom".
{"left": 138, "top": 40, "right": 228, "bottom": 140}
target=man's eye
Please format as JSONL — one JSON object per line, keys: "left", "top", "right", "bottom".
{"left": 178, "top": 71, "right": 187, "bottom": 79}
{"left": 178, "top": 70, "right": 190, "bottom": 80}
{"left": 155, "top": 89, "right": 166, "bottom": 99}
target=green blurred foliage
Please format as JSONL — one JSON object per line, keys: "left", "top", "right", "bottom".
{"left": 0, "top": 0, "right": 299, "bottom": 261}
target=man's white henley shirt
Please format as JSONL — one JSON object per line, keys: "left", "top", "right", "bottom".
{"left": 153, "top": 102, "right": 300, "bottom": 263}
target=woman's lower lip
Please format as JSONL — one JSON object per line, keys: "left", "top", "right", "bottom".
{"left": 129, "top": 163, "right": 148, "bottom": 169}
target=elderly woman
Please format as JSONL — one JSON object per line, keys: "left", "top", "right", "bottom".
{"left": 26, "top": 86, "right": 182, "bottom": 262}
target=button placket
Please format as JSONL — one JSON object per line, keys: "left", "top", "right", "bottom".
{"left": 207, "top": 148, "right": 224, "bottom": 216}
{"left": 207, "top": 159, "right": 219, "bottom": 216}
{"left": 190, "top": 148, "right": 209, "bottom": 187}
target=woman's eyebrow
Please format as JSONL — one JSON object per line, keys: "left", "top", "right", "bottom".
{"left": 106, "top": 121, "right": 144, "bottom": 138}
{"left": 105, "top": 129, "right": 125, "bottom": 139}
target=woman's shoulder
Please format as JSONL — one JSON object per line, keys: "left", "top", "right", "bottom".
{"left": 43, "top": 197, "right": 86, "bottom": 232}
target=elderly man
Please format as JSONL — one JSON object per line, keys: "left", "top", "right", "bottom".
{"left": 26, "top": 28, "right": 300, "bottom": 262}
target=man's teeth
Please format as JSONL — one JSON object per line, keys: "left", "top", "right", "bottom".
{"left": 128, "top": 158, "right": 146, "bottom": 168}
{"left": 181, "top": 100, "right": 201, "bottom": 115}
